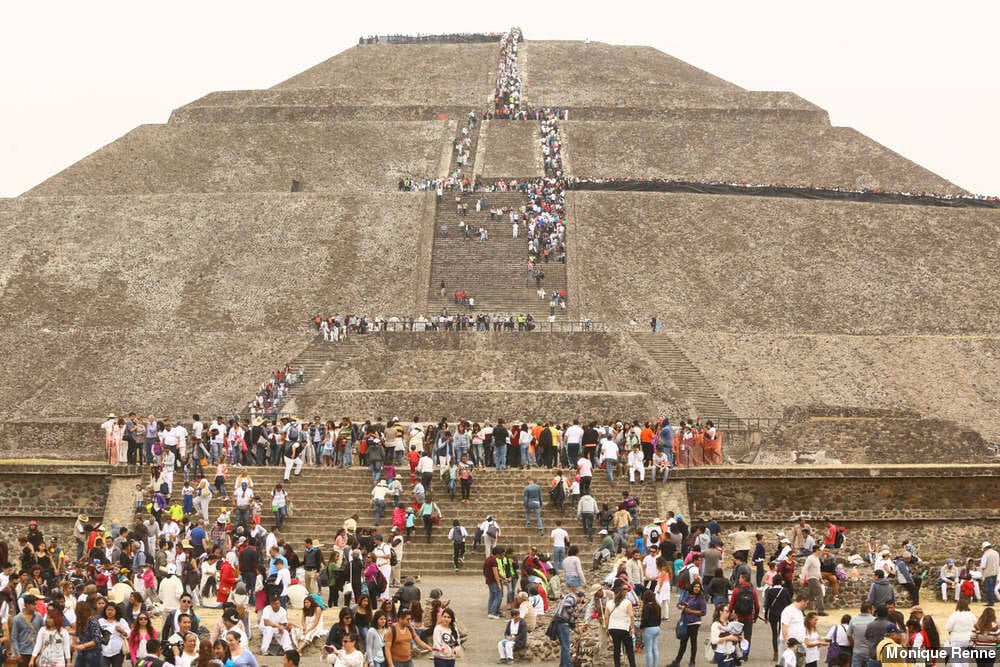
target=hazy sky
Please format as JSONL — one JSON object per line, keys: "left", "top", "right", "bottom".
{"left": 2, "top": 1, "right": 998, "bottom": 197}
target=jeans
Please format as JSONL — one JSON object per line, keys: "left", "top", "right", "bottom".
{"left": 556, "top": 620, "right": 573, "bottom": 667}
{"left": 525, "top": 501, "right": 542, "bottom": 530}
{"left": 274, "top": 505, "right": 287, "bottom": 530}
{"left": 495, "top": 444, "right": 507, "bottom": 470}
{"left": 605, "top": 458, "right": 617, "bottom": 483}
{"left": 985, "top": 575, "right": 997, "bottom": 605}
{"left": 643, "top": 626, "right": 660, "bottom": 667}
{"left": 235, "top": 506, "right": 251, "bottom": 531}
{"left": 581, "top": 512, "right": 594, "bottom": 540}
{"left": 850, "top": 653, "right": 868, "bottom": 667}
{"left": 487, "top": 582, "right": 502, "bottom": 616}
{"left": 520, "top": 443, "right": 530, "bottom": 466}
{"left": 652, "top": 465, "right": 670, "bottom": 482}
{"left": 610, "top": 628, "right": 636, "bottom": 667}
{"left": 373, "top": 498, "right": 385, "bottom": 525}
{"left": 567, "top": 443, "right": 579, "bottom": 463}
{"left": 210, "top": 441, "right": 221, "bottom": 464}
{"left": 553, "top": 546, "right": 566, "bottom": 573}
{"left": 471, "top": 442, "right": 483, "bottom": 466}
{"left": 371, "top": 460, "right": 382, "bottom": 482}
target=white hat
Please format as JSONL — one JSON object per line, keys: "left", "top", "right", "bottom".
{"left": 166, "top": 563, "right": 177, "bottom": 575}
{"left": 599, "top": 529, "right": 608, "bottom": 535}
{"left": 983, "top": 542, "right": 993, "bottom": 549}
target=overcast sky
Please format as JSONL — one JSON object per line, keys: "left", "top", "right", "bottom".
{"left": 2, "top": 0, "right": 998, "bottom": 197}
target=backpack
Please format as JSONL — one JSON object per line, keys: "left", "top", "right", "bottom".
{"left": 549, "top": 480, "right": 565, "bottom": 505}
{"left": 677, "top": 567, "right": 692, "bottom": 591}
{"left": 733, "top": 585, "right": 755, "bottom": 617}
{"left": 390, "top": 550, "right": 398, "bottom": 567}
{"left": 287, "top": 423, "right": 300, "bottom": 442}
{"left": 375, "top": 568, "right": 387, "bottom": 592}
{"left": 833, "top": 528, "right": 845, "bottom": 549}
{"left": 486, "top": 522, "right": 499, "bottom": 539}
{"left": 961, "top": 579, "right": 976, "bottom": 598}
{"left": 449, "top": 527, "right": 466, "bottom": 544}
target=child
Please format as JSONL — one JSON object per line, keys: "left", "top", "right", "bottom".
{"left": 405, "top": 507, "right": 416, "bottom": 542}
{"left": 383, "top": 462, "right": 396, "bottom": 484}
{"left": 133, "top": 483, "right": 145, "bottom": 514}
{"left": 392, "top": 505, "right": 406, "bottom": 535}
{"left": 251, "top": 499, "right": 263, "bottom": 527}
{"left": 389, "top": 478, "right": 403, "bottom": 507}
{"left": 782, "top": 638, "right": 801, "bottom": 667}
{"left": 408, "top": 445, "right": 420, "bottom": 484}
{"left": 570, "top": 475, "right": 581, "bottom": 509}
{"left": 214, "top": 461, "right": 228, "bottom": 499}
{"left": 181, "top": 482, "right": 194, "bottom": 515}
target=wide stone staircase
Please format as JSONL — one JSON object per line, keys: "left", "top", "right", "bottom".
{"left": 631, "top": 332, "right": 738, "bottom": 421}
{"left": 429, "top": 191, "right": 567, "bottom": 321}
{"left": 257, "top": 334, "right": 366, "bottom": 418}
{"left": 243, "top": 464, "right": 660, "bottom": 576}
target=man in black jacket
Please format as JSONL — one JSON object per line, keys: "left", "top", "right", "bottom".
{"left": 498, "top": 608, "right": 528, "bottom": 663}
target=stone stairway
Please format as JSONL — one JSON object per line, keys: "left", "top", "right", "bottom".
{"left": 447, "top": 117, "right": 481, "bottom": 176}
{"left": 257, "top": 335, "right": 366, "bottom": 418}
{"left": 242, "top": 464, "right": 659, "bottom": 576}
{"left": 429, "top": 192, "right": 567, "bottom": 321}
{"left": 631, "top": 332, "right": 738, "bottom": 421}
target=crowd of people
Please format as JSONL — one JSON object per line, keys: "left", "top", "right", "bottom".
{"left": 99, "top": 413, "right": 727, "bottom": 478}
{"left": 357, "top": 32, "right": 503, "bottom": 45}
{"left": 0, "top": 508, "right": 468, "bottom": 667}
{"left": 566, "top": 176, "right": 1000, "bottom": 208}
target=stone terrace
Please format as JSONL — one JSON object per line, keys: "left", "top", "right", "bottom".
{"left": 560, "top": 89, "right": 830, "bottom": 123}
{"left": 283, "top": 332, "right": 685, "bottom": 421}
{"left": 170, "top": 88, "right": 478, "bottom": 123}
{"left": 675, "top": 332, "right": 1000, "bottom": 442}
{"left": 474, "top": 121, "right": 544, "bottom": 178}
{"left": 27, "top": 121, "right": 451, "bottom": 195}
{"left": 271, "top": 42, "right": 498, "bottom": 107}
{"left": 521, "top": 41, "right": 741, "bottom": 109}
{"left": 0, "top": 194, "right": 430, "bottom": 328}
{"left": 568, "top": 192, "right": 1000, "bottom": 333}
{"left": 562, "top": 121, "right": 964, "bottom": 193}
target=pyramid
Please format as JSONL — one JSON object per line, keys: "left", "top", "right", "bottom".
{"left": 2, "top": 31, "right": 999, "bottom": 452}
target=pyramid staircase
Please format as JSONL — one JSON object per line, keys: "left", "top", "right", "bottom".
{"left": 428, "top": 191, "right": 567, "bottom": 321}
{"left": 242, "top": 465, "right": 666, "bottom": 575}
{"left": 631, "top": 332, "right": 738, "bottom": 421}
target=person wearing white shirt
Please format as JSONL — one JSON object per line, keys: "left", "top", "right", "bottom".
{"left": 259, "top": 597, "right": 293, "bottom": 655}
{"left": 172, "top": 424, "right": 189, "bottom": 459}
{"left": 599, "top": 437, "right": 619, "bottom": 485}
{"left": 576, "top": 454, "right": 593, "bottom": 495}
{"left": 550, "top": 522, "right": 570, "bottom": 573}
{"left": 564, "top": 421, "right": 584, "bottom": 462}
{"left": 627, "top": 445, "right": 645, "bottom": 483}
{"left": 651, "top": 449, "right": 670, "bottom": 483}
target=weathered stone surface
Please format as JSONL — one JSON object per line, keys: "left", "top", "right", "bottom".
{"left": 26, "top": 121, "right": 451, "bottom": 195}
{"left": 477, "top": 121, "right": 543, "bottom": 178}
{"left": 675, "top": 333, "right": 1000, "bottom": 441}
{"left": 571, "top": 193, "right": 1000, "bottom": 333}
{"left": 0, "top": 420, "right": 104, "bottom": 461}
{"left": 272, "top": 43, "right": 498, "bottom": 106}
{"left": 563, "top": 122, "right": 963, "bottom": 193}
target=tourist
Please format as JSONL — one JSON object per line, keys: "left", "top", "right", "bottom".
{"left": 497, "top": 608, "right": 527, "bottom": 664}
{"left": 225, "top": 631, "right": 258, "bottom": 667}
{"left": 710, "top": 606, "right": 744, "bottom": 667}
{"left": 484, "top": 546, "right": 503, "bottom": 619}
{"left": 946, "top": 598, "right": 977, "bottom": 667}
{"left": 430, "top": 607, "right": 461, "bottom": 667}
{"left": 364, "top": 611, "right": 388, "bottom": 667}
{"left": 606, "top": 580, "right": 637, "bottom": 667}
{"left": 780, "top": 593, "right": 809, "bottom": 667}
{"left": 551, "top": 588, "right": 581, "bottom": 667}
{"left": 447, "top": 520, "right": 467, "bottom": 572}
{"left": 523, "top": 478, "right": 543, "bottom": 535}
{"left": 383, "top": 607, "right": 432, "bottom": 667}
{"left": 669, "top": 580, "right": 707, "bottom": 667}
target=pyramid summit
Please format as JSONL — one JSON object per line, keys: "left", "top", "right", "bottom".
{"left": 1, "top": 29, "right": 998, "bottom": 460}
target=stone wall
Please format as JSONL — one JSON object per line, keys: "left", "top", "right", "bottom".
{"left": 670, "top": 465, "right": 1000, "bottom": 560}
{"left": 0, "top": 419, "right": 104, "bottom": 461}
{"left": 293, "top": 388, "right": 655, "bottom": 424}
{"left": 0, "top": 464, "right": 115, "bottom": 547}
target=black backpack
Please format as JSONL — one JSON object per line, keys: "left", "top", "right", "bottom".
{"left": 733, "top": 585, "right": 755, "bottom": 617}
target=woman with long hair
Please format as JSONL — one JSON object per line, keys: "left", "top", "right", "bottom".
{"left": 606, "top": 581, "right": 637, "bottom": 667}
{"left": 971, "top": 607, "right": 999, "bottom": 667}
{"left": 710, "top": 606, "right": 743, "bottom": 667}
{"left": 225, "top": 631, "right": 258, "bottom": 667}
{"left": 803, "top": 611, "right": 828, "bottom": 667}
{"left": 354, "top": 595, "right": 373, "bottom": 646}
{"left": 294, "top": 594, "right": 327, "bottom": 652}
{"left": 127, "top": 611, "right": 158, "bottom": 664}
{"left": 430, "top": 608, "right": 461, "bottom": 667}
{"left": 669, "top": 580, "right": 706, "bottom": 667}
{"left": 327, "top": 607, "right": 356, "bottom": 651}
{"left": 364, "top": 611, "right": 389, "bottom": 667}
{"left": 30, "top": 608, "right": 70, "bottom": 667}
{"left": 72, "top": 600, "right": 103, "bottom": 667}
{"left": 764, "top": 575, "right": 792, "bottom": 662}
{"left": 98, "top": 602, "right": 130, "bottom": 667}
{"left": 640, "top": 588, "right": 662, "bottom": 667}
{"left": 211, "top": 639, "right": 232, "bottom": 667}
